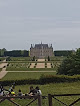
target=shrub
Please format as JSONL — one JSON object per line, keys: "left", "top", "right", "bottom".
{"left": 45, "top": 65, "right": 47, "bottom": 68}
{"left": 32, "top": 56, "right": 35, "bottom": 61}
{"left": 48, "top": 56, "right": 50, "bottom": 61}
{"left": 39, "top": 75, "right": 80, "bottom": 84}
{"left": 1, "top": 75, "right": 80, "bottom": 86}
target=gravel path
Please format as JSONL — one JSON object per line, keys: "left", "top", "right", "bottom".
{"left": 7, "top": 71, "right": 56, "bottom": 72}
{"left": 0, "top": 63, "right": 8, "bottom": 79}
{"left": 37, "top": 59, "right": 45, "bottom": 61}
{"left": 36, "top": 63, "right": 45, "bottom": 68}
{"left": 0, "top": 68, "right": 8, "bottom": 79}
{"left": 0, "top": 63, "right": 8, "bottom": 68}
{"left": 47, "top": 63, "right": 51, "bottom": 68}
{"left": 30, "top": 63, "right": 35, "bottom": 68}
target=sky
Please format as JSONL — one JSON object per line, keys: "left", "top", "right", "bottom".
{"left": 0, "top": 0, "right": 80, "bottom": 51}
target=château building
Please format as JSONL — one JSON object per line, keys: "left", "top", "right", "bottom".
{"left": 30, "top": 43, "right": 53, "bottom": 58}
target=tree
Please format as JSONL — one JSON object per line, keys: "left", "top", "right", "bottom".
{"left": 48, "top": 56, "right": 50, "bottom": 61}
{"left": 32, "top": 56, "right": 35, "bottom": 61}
{"left": 57, "top": 48, "right": 80, "bottom": 75}
{"left": 6, "top": 56, "right": 11, "bottom": 61}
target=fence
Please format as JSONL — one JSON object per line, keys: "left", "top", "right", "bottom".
{"left": 1, "top": 93, "right": 80, "bottom": 106}
{"left": 0, "top": 95, "right": 42, "bottom": 106}
{"left": 48, "top": 94, "right": 80, "bottom": 106}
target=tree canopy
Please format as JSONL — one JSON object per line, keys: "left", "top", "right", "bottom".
{"left": 57, "top": 48, "right": 80, "bottom": 75}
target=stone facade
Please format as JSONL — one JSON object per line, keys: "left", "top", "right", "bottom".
{"left": 30, "top": 43, "right": 53, "bottom": 58}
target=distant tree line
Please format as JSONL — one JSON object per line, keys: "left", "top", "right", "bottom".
{"left": 0, "top": 48, "right": 75, "bottom": 57}
{"left": 0, "top": 49, "right": 29, "bottom": 57}
{"left": 54, "top": 50, "right": 75, "bottom": 56}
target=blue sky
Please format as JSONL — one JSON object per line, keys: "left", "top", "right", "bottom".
{"left": 0, "top": 0, "right": 80, "bottom": 50}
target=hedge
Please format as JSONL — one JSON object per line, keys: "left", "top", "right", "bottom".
{"left": 39, "top": 75, "right": 80, "bottom": 84}
{"left": 1, "top": 75, "right": 80, "bottom": 86}
{"left": 0, "top": 79, "right": 39, "bottom": 86}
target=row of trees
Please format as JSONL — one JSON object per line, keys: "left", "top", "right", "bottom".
{"left": 0, "top": 49, "right": 29, "bottom": 57}
{"left": 4, "top": 50, "right": 29, "bottom": 57}
{"left": 57, "top": 48, "right": 80, "bottom": 75}
{"left": 54, "top": 50, "right": 74, "bottom": 56}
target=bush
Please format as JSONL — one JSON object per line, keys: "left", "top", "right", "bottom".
{"left": 1, "top": 75, "right": 80, "bottom": 86}
{"left": 32, "top": 56, "right": 35, "bottom": 61}
{"left": 39, "top": 75, "right": 80, "bottom": 84}
{"left": 0, "top": 79, "right": 39, "bottom": 86}
{"left": 48, "top": 56, "right": 50, "bottom": 61}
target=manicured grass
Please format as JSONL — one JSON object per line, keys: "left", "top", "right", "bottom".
{"left": 1, "top": 82, "right": 80, "bottom": 106}
{"left": 25, "top": 68, "right": 56, "bottom": 71}
{"left": 10, "top": 57, "right": 32, "bottom": 61}
{"left": 1, "top": 72, "right": 56, "bottom": 81}
{"left": 50, "top": 56, "right": 66, "bottom": 61}
{"left": 6, "top": 67, "right": 28, "bottom": 71}
{"left": 0, "top": 57, "right": 6, "bottom": 61}
{"left": 6, "top": 67, "right": 56, "bottom": 71}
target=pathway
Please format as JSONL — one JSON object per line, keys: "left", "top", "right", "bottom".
{"left": 0, "top": 62, "right": 8, "bottom": 79}
{"left": 7, "top": 71, "right": 56, "bottom": 72}
{"left": 30, "top": 63, "right": 35, "bottom": 68}
{"left": 36, "top": 63, "right": 45, "bottom": 68}
{"left": 47, "top": 63, "right": 51, "bottom": 68}
{"left": 0, "top": 63, "right": 8, "bottom": 68}
{"left": 37, "top": 59, "right": 45, "bottom": 62}
{"left": 0, "top": 68, "right": 8, "bottom": 79}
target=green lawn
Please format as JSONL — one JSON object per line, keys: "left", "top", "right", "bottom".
{"left": 6, "top": 67, "right": 56, "bottom": 71}
{"left": 0, "top": 57, "right": 6, "bottom": 61}
{"left": 10, "top": 57, "right": 32, "bottom": 61}
{"left": 1, "top": 72, "right": 56, "bottom": 81}
{"left": 50, "top": 56, "right": 66, "bottom": 61}
{"left": 1, "top": 82, "right": 80, "bottom": 106}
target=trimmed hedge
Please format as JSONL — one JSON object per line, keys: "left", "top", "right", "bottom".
{"left": 1, "top": 75, "right": 80, "bottom": 86}
{"left": 0, "top": 79, "right": 39, "bottom": 86}
{"left": 39, "top": 75, "right": 80, "bottom": 84}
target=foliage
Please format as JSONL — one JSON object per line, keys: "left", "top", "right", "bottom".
{"left": 1, "top": 74, "right": 80, "bottom": 86}
{"left": 57, "top": 48, "right": 80, "bottom": 75}
{"left": 54, "top": 50, "right": 74, "bottom": 56}
{"left": 39, "top": 75, "right": 80, "bottom": 84}
{"left": 6, "top": 56, "right": 11, "bottom": 61}
{"left": 4, "top": 50, "right": 29, "bottom": 57}
{"left": 48, "top": 56, "right": 50, "bottom": 61}
{"left": 32, "top": 56, "right": 35, "bottom": 61}
{"left": 0, "top": 48, "right": 6, "bottom": 57}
